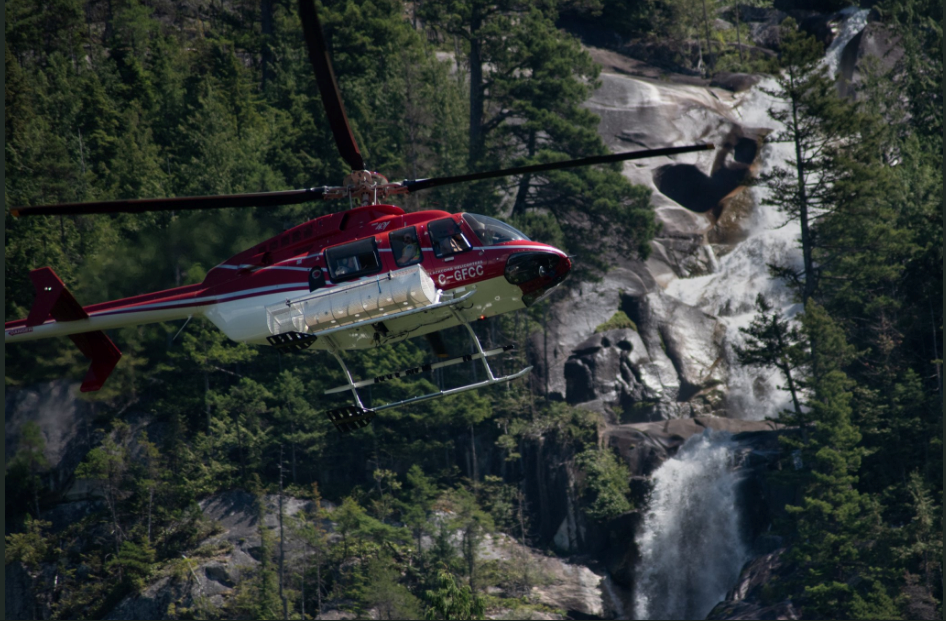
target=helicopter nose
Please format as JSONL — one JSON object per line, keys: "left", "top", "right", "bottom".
{"left": 504, "top": 250, "right": 571, "bottom": 306}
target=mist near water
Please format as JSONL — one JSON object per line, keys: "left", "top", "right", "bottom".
{"left": 633, "top": 431, "right": 748, "bottom": 620}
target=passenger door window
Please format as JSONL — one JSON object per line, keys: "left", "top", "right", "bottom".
{"left": 389, "top": 226, "right": 422, "bottom": 267}
{"left": 325, "top": 238, "right": 381, "bottom": 281}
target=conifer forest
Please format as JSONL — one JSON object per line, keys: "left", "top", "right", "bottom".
{"left": 5, "top": 0, "right": 942, "bottom": 619}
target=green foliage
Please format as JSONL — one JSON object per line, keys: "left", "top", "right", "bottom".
{"left": 108, "top": 539, "right": 156, "bottom": 591}
{"left": 419, "top": 1, "right": 656, "bottom": 272}
{"left": 5, "top": 515, "right": 51, "bottom": 570}
{"left": 574, "top": 447, "right": 633, "bottom": 522}
{"left": 758, "top": 18, "right": 865, "bottom": 303}
{"left": 733, "top": 294, "right": 805, "bottom": 420}
{"left": 783, "top": 303, "right": 873, "bottom": 618}
{"left": 363, "top": 556, "right": 425, "bottom": 620}
{"left": 424, "top": 570, "right": 487, "bottom": 621}
{"left": 6, "top": 421, "right": 51, "bottom": 521}
{"left": 594, "top": 310, "right": 638, "bottom": 333}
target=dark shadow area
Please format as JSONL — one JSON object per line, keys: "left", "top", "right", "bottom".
{"left": 733, "top": 137, "right": 759, "bottom": 164}
{"left": 653, "top": 164, "right": 750, "bottom": 213}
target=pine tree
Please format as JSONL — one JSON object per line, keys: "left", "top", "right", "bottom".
{"left": 8, "top": 421, "right": 51, "bottom": 520}
{"left": 733, "top": 294, "right": 806, "bottom": 421}
{"left": 424, "top": 570, "right": 487, "bottom": 621}
{"left": 892, "top": 471, "right": 943, "bottom": 619}
{"left": 785, "top": 303, "right": 874, "bottom": 618}
{"left": 759, "top": 18, "right": 862, "bottom": 303}
{"left": 419, "top": 1, "right": 656, "bottom": 274}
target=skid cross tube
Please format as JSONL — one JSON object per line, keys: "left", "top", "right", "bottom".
{"left": 321, "top": 311, "right": 531, "bottom": 430}
{"left": 371, "top": 366, "right": 533, "bottom": 413}
{"left": 450, "top": 306, "right": 496, "bottom": 381}
{"left": 324, "top": 345, "right": 515, "bottom": 395}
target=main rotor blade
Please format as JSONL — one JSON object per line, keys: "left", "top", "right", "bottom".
{"left": 298, "top": 0, "right": 365, "bottom": 172}
{"left": 402, "top": 144, "right": 715, "bottom": 193}
{"left": 10, "top": 188, "right": 326, "bottom": 217}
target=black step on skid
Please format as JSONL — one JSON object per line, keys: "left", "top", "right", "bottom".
{"left": 266, "top": 331, "right": 318, "bottom": 352}
{"left": 324, "top": 405, "right": 377, "bottom": 433}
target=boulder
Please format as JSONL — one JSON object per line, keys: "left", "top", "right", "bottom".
{"left": 104, "top": 575, "right": 203, "bottom": 620}
{"left": 564, "top": 329, "right": 650, "bottom": 406}
{"left": 529, "top": 555, "right": 606, "bottom": 618}
{"left": 530, "top": 263, "right": 657, "bottom": 401}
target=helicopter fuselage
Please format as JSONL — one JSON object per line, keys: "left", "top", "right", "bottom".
{"left": 4, "top": 205, "right": 571, "bottom": 354}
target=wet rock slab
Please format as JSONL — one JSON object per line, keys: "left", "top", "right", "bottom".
{"left": 602, "top": 417, "right": 782, "bottom": 477}
{"left": 706, "top": 548, "right": 800, "bottom": 620}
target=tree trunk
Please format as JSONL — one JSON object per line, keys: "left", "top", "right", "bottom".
{"left": 260, "top": 0, "right": 274, "bottom": 91}
{"left": 512, "top": 131, "right": 536, "bottom": 217}
{"left": 470, "top": 424, "right": 479, "bottom": 488}
{"left": 790, "top": 78, "right": 816, "bottom": 304}
{"left": 735, "top": 3, "right": 744, "bottom": 65}
{"left": 278, "top": 447, "right": 288, "bottom": 620}
{"left": 701, "top": 0, "right": 713, "bottom": 72}
{"left": 468, "top": 5, "right": 484, "bottom": 168}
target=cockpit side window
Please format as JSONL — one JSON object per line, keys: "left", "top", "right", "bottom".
{"left": 389, "top": 226, "right": 423, "bottom": 267}
{"left": 462, "top": 213, "right": 530, "bottom": 245}
{"left": 325, "top": 237, "right": 381, "bottom": 281}
{"left": 428, "top": 218, "right": 471, "bottom": 258}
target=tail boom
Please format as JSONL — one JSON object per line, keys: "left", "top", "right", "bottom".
{"left": 5, "top": 268, "right": 204, "bottom": 392}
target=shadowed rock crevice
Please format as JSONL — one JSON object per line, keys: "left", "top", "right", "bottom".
{"left": 652, "top": 127, "right": 762, "bottom": 215}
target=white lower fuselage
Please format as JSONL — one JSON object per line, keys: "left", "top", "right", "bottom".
{"left": 5, "top": 272, "right": 525, "bottom": 351}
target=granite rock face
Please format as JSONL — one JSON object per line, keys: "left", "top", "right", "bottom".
{"left": 545, "top": 8, "right": 892, "bottom": 424}
{"left": 705, "top": 549, "right": 801, "bottom": 620}
{"left": 537, "top": 68, "right": 770, "bottom": 417}
{"left": 837, "top": 21, "right": 903, "bottom": 98}
{"left": 5, "top": 380, "right": 100, "bottom": 499}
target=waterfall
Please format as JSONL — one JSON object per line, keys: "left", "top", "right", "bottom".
{"left": 824, "top": 8, "right": 871, "bottom": 78}
{"left": 633, "top": 431, "right": 748, "bottom": 620}
{"left": 664, "top": 9, "right": 872, "bottom": 421}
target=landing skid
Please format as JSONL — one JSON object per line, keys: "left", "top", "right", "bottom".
{"left": 322, "top": 314, "right": 531, "bottom": 433}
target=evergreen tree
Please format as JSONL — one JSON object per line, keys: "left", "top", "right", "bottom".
{"left": 5, "top": 515, "right": 52, "bottom": 620}
{"left": 7, "top": 421, "right": 51, "bottom": 520}
{"left": 784, "top": 303, "right": 877, "bottom": 618}
{"left": 892, "top": 472, "right": 943, "bottom": 619}
{"left": 758, "top": 18, "right": 861, "bottom": 303}
{"left": 733, "top": 294, "right": 805, "bottom": 421}
{"left": 424, "top": 570, "right": 486, "bottom": 621}
{"left": 75, "top": 422, "right": 133, "bottom": 557}
{"left": 419, "top": 1, "right": 656, "bottom": 274}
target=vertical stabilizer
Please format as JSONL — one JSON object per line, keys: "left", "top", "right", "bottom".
{"left": 26, "top": 268, "right": 122, "bottom": 392}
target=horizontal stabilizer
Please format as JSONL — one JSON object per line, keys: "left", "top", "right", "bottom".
{"left": 27, "top": 268, "right": 122, "bottom": 392}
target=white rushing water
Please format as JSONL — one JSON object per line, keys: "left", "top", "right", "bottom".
{"left": 663, "top": 9, "right": 872, "bottom": 420}
{"left": 824, "top": 8, "right": 871, "bottom": 79}
{"left": 623, "top": 11, "right": 874, "bottom": 621}
{"left": 633, "top": 431, "right": 748, "bottom": 620}
{"left": 665, "top": 74, "right": 801, "bottom": 420}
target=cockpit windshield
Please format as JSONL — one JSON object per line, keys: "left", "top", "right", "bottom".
{"left": 462, "top": 214, "right": 530, "bottom": 245}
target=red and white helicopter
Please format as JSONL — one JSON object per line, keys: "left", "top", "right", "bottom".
{"left": 5, "top": 0, "right": 712, "bottom": 432}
